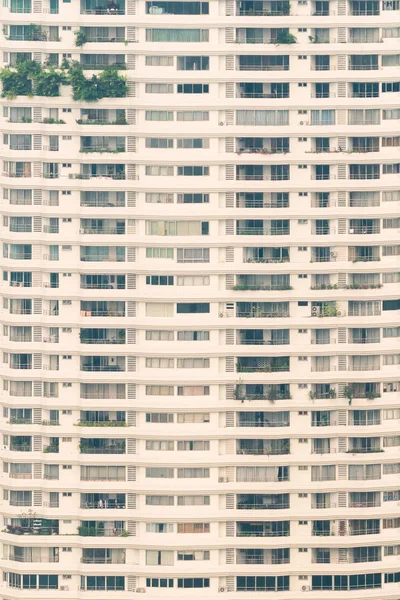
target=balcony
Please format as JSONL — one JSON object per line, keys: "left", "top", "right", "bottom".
{"left": 349, "top": 247, "right": 380, "bottom": 262}
{"left": 79, "top": 110, "right": 127, "bottom": 126}
{"left": 80, "top": 0, "right": 125, "bottom": 14}
{"left": 80, "top": 26, "right": 125, "bottom": 42}
{"left": 237, "top": 521, "right": 290, "bottom": 537}
{"left": 235, "top": 384, "right": 291, "bottom": 401}
{"left": 236, "top": 138, "right": 289, "bottom": 155}
{"left": 80, "top": 55, "right": 126, "bottom": 70}
{"left": 80, "top": 301, "right": 125, "bottom": 317}
{"left": 237, "top": 439, "right": 290, "bottom": 455}
{"left": 348, "top": 438, "right": 382, "bottom": 454}
{"left": 8, "top": 549, "right": 59, "bottom": 563}
{"left": 80, "top": 137, "right": 126, "bottom": 153}
{"left": 80, "top": 384, "right": 126, "bottom": 400}
{"left": 80, "top": 220, "right": 126, "bottom": 235}
{"left": 237, "top": 1, "right": 290, "bottom": 16}
{"left": 80, "top": 329, "right": 126, "bottom": 345}
{"left": 349, "top": 522, "right": 380, "bottom": 536}
{"left": 81, "top": 357, "right": 125, "bottom": 372}
{"left": 10, "top": 437, "right": 31, "bottom": 452}
{"left": 81, "top": 494, "right": 126, "bottom": 509}
{"left": 6, "top": 520, "right": 59, "bottom": 536}
{"left": 237, "top": 82, "right": 289, "bottom": 99}
{"left": 237, "top": 411, "right": 290, "bottom": 427}
{"left": 237, "top": 549, "right": 289, "bottom": 565}
{"left": 77, "top": 165, "right": 126, "bottom": 180}
{"left": 237, "top": 329, "right": 290, "bottom": 346}
{"left": 237, "top": 494, "right": 290, "bottom": 510}
{"left": 243, "top": 247, "right": 289, "bottom": 263}
{"left": 78, "top": 411, "right": 126, "bottom": 426}
{"left": 78, "top": 522, "right": 127, "bottom": 536}
{"left": 236, "top": 165, "right": 290, "bottom": 181}
{"left": 309, "top": 386, "right": 336, "bottom": 400}
{"left": 237, "top": 357, "right": 290, "bottom": 373}
{"left": 237, "top": 220, "right": 290, "bottom": 236}
{"left": 349, "top": 0, "right": 379, "bottom": 14}
{"left": 234, "top": 274, "right": 291, "bottom": 291}
{"left": 236, "top": 302, "right": 289, "bottom": 319}
{"left": 79, "top": 439, "right": 126, "bottom": 454}
{"left": 81, "top": 550, "right": 125, "bottom": 564}
{"left": 80, "top": 247, "right": 126, "bottom": 263}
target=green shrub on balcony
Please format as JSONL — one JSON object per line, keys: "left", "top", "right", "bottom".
{"left": 74, "top": 28, "right": 88, "bottom": 47}
{"left": 276, "top": 31, "right": 297, "bottom": 44}
{"left": 0, "top": 67, "right": 32, "bottom": 98}
{"left": 35, "top": 67, "right": 67, "bottom": 96}
{"left": 69, "top": 63, "right": 128, "bottom": 101}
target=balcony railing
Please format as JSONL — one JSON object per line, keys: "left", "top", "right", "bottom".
{"left": 9, "top": 554, "right": 59, "bottom": 563}
{"left": 238, "top": 420, "right": 290, "bottom": 427}
{"left": 10, "top": 444, "right": 32, "bottom": 452}
{"left": 237, "top": 530, "right": 290, "bottom": 537}
{"left": 236, "top": 311, "right": 289, "bottom": 318}
{"left": 237, "top": 227, "right": 290, "bottom": 235}
{"left": 237, "top": 502, "right": 290, "bottom": 510}
{"left": 79, "top": 446, "right": 125, "bottom": 454}
{"left": 81, "top": 556, "right": 125, "bottom": 563}
{"left": 238, "top": 339, "right": 290, "bottom": 345}
{"left": 76, "top": 420, "right": 127, "bottom": 427}
{"left": 237, "top": 447, "right": 290, "bottom": 455}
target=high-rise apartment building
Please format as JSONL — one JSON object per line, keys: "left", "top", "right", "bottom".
{"left": 0, "top": 0, "right": 399, "bottom": 596}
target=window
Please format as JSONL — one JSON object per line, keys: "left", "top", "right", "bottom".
{"left": 146, "top": 192, "right": 174, "bottom": 203}
{"left": 177, "top": 578, "right": 210, "bottom": 588}
{"left": 146, "top": 247, "right": 174, "bottom": 259}
{"left": 145, "top": 111, "right": 174, "bottom": 121}
{"left": 146, "top": 29, "right": 208, "bottom": 42}
{"left": 177, "top": 523, "right": 210, "bottom": 533}
{"left": 146, "top": 275, "right": 174, "bottom": 286}
{"left": 177, "top": 138, "right": 209, "bottom": 148}
{"left": 145, "top": 83, "right": 174, "bottom": 94}
{"left": 177, "top": 441, "right": 210, "bottom": 451}
{"left": 146, "top": 357, "right": 174, "bottom": 368}
{"left": 146, "top": 523, "right": 174, "bottom": 533}
{"left": 146, "top": 578, "right": 174, "bottom": 587}
{"left": 177, "top": 249, "right": 209, "bottom": 263}
{"left": 177, "top": 385, "right": 210, "bottom": 395}
{"left": 177, "top": 302, "right": 209, "bottom": 313}
{"left": 176, "top": 111, "right": 209, "bottom": 121}
{"left": 177, "top": 83, "right": 209, "bottom": 93}
{"left": 177, "top": 357, "right": 209, "bottom": 368}
{"left": 145, "top": 138, "right": 174, "bottom": 148}
{"left": 236, "top": 110, "right": 289, "bottom": 126}
{"left": 177, "top": 413, "right": 210, "bottom": 423}
{"left": 176, "top": 276, "right": 209, "bottom": 286}
{"left": 178, "top": 550, "right": 210, "bottom": 561}
{"left": 177, "top": 166, "right": 209, "bottom": 176}
{"left": 177, "top": 331, "right": 209, "bottom": 341}
{"left": 146, "top": 467, "right": 174, "bottom": 478}
{"left": 146, "top": 550, "right": 174, "bottom": 566}
{"left": 146, "top": 165, "right": 174, "bottom": 176}
{"left": 177, "top": 467, "right": 210, "bottom": 477}
{"left": 177, "top": 193, "right": 209, "bottom": 203}
{"left": 177, "top": 495, "right": 210, "bottom": 505}
{"left": 146, "top": 495, "right": 174, "bottom": 505}
{"left": 145, "top": 56, "right": 174, "bottom": 66}
{"left": 145, "top": 413, "right": 174, "bottom": 423}
{"left": 146, "top": 330, "right": 174, "bottom": 341}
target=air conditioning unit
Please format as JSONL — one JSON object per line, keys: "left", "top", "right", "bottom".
{"left": 301, "top": 585, "right": 310, "bottom": 592}
{"left": 136, "top": 589, "right": 146, "bottom": 594}
{"left": 219, "top": 587, "right": 226, "bottom": 593}
{"left": 219, "top": 122, "right": 225, "bottom": 126}
{"left": 59, "top": 586, "right": 69, "bottom": 591}
{"left": 311, "top": 306, "right": 320, "bottom": 316}
{"left": 219, "top": 477, "right": 228, "bottom": 483}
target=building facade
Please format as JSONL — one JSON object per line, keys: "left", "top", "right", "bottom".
{"left": 0, "top": 0, "right": 400, "bottom": 596}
